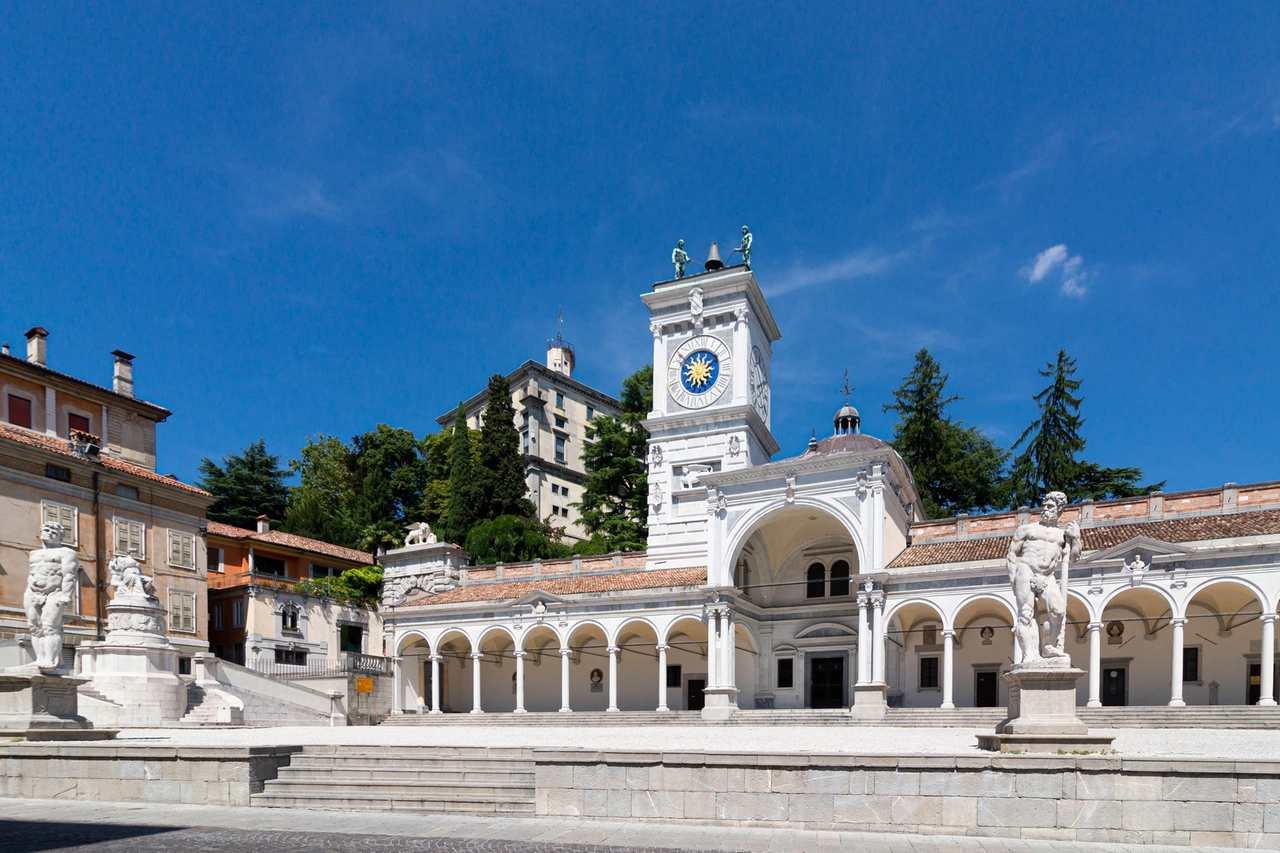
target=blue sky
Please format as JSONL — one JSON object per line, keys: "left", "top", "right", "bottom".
{"left": 2, "top": 3, "right": 1277, "bottom": 494}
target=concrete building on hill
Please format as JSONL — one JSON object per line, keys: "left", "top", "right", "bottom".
{"left": 384, "top": 259, "right": 1280, "bottom": 719}
{"left": 438, "top": 332, "right": 621, "bottom": 543}
{"left": 0, "top": 326, "right": 213, "bottom": 667}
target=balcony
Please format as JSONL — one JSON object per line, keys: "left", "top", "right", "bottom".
{"left": 249, "top": 652, "right": 392, "bottom": 680}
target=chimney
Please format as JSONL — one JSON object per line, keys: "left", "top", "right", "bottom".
{"left": 1, "top": 343, "right": 9, "bottom": 356}
{"left": 25, "top": 327, "right": 48, "bottom": 367}
{"left": 256, "top": 514, "right": 270, "bottom": 534}
{"left": 111, "top": 350, "right": 135, "bottom": 397}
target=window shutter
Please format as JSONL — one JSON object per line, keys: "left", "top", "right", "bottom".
{"left": 130, "top": 523, "right": 143, "bottom": 557}
{"left": 169, "top": 533, "right": 182, "bottom": 565}
{"left": 115, "top": 521, "right": 129, "bottom": 555}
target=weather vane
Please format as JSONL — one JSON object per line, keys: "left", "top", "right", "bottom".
{"left": 839, "top": 369, "right": 855, "bottom": 405}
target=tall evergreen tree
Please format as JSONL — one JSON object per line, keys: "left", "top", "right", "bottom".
{"left": 883, "top": 350, "right": 1007, "bottom": 518}
{"left": 197, "top": 439, "right": 290, "bottom": 529}
{"left": 575, "top": 365, "right": 652, "bottom": 550}
{"left": 1007, "top": 350, "right": 1160, "bottom": 507}
{"left": 282, "top": 434, "right": 360, "bottom": 548}
{"left": 471, "top": 375, "right": 536, "bottom": 522}
{"left": 445, "top": 404, "right": 477, "bottom": 543}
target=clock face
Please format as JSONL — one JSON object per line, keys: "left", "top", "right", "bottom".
{"left": 667, "top": 335, "right": 732, "bottom": 410}
{"left": 749, "top": 346, "right": 770, "bottom": 421}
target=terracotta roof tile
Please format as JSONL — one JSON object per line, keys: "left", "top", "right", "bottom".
{"left": 889, "top": 508, "right": 1280, "bottom": 568}
{"left": 405, "top": 566, "right": 707, "bottom": 606}
{"left": 0, "top": 423, "right": 211, "bottom": 497}
{"left": 206, "top": 521, "right": 374, "bottom": 565}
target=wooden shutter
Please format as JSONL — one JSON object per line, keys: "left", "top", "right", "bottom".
{"left": 42, "top": 503, "right": 77, "bottom": 544}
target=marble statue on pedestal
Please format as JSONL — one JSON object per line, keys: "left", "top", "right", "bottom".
{"left": 26, "top": 521, "right": 78, "bottom": 671}
{"left": 108, "top": 552, "right": 156, "bottom": 601}
{"left": 1006, "top": 491, "right": 1080, "bottom": 667}
{"left": 404, "top": 522, "right": 438, "bottom": 547}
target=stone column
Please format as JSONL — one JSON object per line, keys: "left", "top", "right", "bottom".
{"left": 1262, "top": 614, "right": 1277, "bottom": 706}
{"left": 513, "top": 651, "right": 527, "bottom": 713}
{"left": 559, "top": 648, "right": 571, "bottom": 713}
{"left": 606, "top": 646, "right": 619, "bottom": 712}
{"left": 721, "top": 610, "right": 736, "bottom": 690}
{"left": 856, "top": 593, "right": 870, "bottom": 685}
{"left": 656, "top": 644, "right": 669, "bottom": 712}
{"left": 1086, "top": 623, "right": 1102, "bottom": 708}
{"left": 941, "top": 629, "right": 955, "bottom": 710}
{"left": 706, "top": 611, "right": 719, "bottom": 689}
{"left": 429, "top": 654, "right": 443, "bottom": 714}
{"left": 1168, "top": 617, "right": 1187, "bottom": 708}
{"left": 392, "top": 654, "right": 406, "bottom": 713}
{"left": 469, "top": 652, "right": 484, "bottom": 714}
{"left": 649, "top": 321, "right": 666, "bottom": 416}
{"left": 871, "top": 594, "right": 886, "bottom": 684}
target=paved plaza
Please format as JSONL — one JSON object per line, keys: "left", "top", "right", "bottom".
{"left": 115, "top": 723, "right": 1280, "bottom": 761}
{"left": 0, "top": 798, "right": 1246, "bottom": 853}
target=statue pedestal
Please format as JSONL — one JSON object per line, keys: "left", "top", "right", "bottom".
{"left": 0, "top": 670, "right": 115, "bottom": 740}
{"left": 976, "top": 663, "right": 1114, "bottom": 753}
{"left": 850, "top": 682, "right": 889, "bottom": 721}
{"left": 700, "top": 686, "right": 739, "bottom": 721}
{"left": 77, "top": 595, "right": 187, "bottom": 727}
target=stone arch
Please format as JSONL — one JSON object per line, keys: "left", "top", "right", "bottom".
{"left": 884, "top": 598, "right": 947, "bottom": 630}
{"left": 1099, "top": 586, "right": 1178, "bottom": 640}
{"left": 951, "top": 594, "right": 1017, "bottom": 648}
{"left": 396, "top": 629, "right": 432, "bottom": 656}
{"left": 610, "top": 616, "right": 662, "bottom": 649}
{"left": 476, "top": 624, "right": 518, "bottom": 651}
{"left": 517, "top": 622, "right": 565, "bottom": 652}
{"left": 1185, "top": 578, "right": 1266, "bottom": 635}
{"left": 722, "top": 496, "right": 866, "bottom": 587}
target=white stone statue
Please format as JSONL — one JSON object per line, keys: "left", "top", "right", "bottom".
{"left": 108, "top": 552, "right": 157, "bottom": 601}
{"left": 1006, "top": 491, "right": 1081, "bottom": 667}
{"left": 681, "top": 463, "right": 713, "bottom": 490}
{"left": 26, "top": 521, "right": 79, "bottom": 670}
{"left": 404, "top": 522, "right": 438, "bottom": 547}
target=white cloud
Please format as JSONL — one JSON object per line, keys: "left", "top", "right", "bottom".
{"left": 769, "top": 249, "right": 907, "bottom": 296}
{"left": 1021, "top": 244, "right": 1091, "bottom": 297}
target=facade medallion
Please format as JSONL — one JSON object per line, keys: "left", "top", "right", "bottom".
{"left": 667, "top": 334, "right": 732, "bottom": 410}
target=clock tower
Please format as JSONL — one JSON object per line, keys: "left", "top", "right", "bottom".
{"left": 642, "top": 263, "right": 781, "bottom": 568}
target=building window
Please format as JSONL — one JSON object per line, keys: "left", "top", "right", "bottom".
{"left": 281, "top": 607, "right": 300, "bottom": 633}
{"left": 208, "top": 546, "right": 223, "bottom": 573}
{"left": 117, "top": 484, "right": 139, "bottom": 501}
{"left": 806, "top": 563, "right": 825, "bottom": 598}
{"left": 586, "top": 406, "right": 594, "bottom": 421}
{"left": 554, "top": 436, "right": 566, "bottom": 463}
{"left": 551, "top": 484, "right": 561, "bottom": 495}
{"left": 178, "top": 657, "right": 192, "bottom": 676}
{"left": 919, "top": 656, "right": 940, "bottom": 689}
{"left": 310, "top": 563, "right": 337, "bottom": 578}
{"left": 68, "top": 412, "right": 90, "bottom": 434}
{"left": 777, "top": 658, "right": 794, "bottom": 689}
{"left": 234, "top": 643, "right": 245, "bottom": 665}
{"left": 666, "top": 664, "right": 682, "bottom": 688}
{"left": 45, "top": 463, "right": 71, "bottom": 482}
{"left": 41, "top": 501, "right": 78, "bottom": 546}
{"left": 114, "top": 519, "right": 145, "bottom": 559}
{"left": 254, "top": 555, "right": 286, "bottom": 577}
{"left": 829, "top": 560, "right": 851, "bottom": 597}
{"left": 212, "top": 603, "right": 224, "bottom": 630}
{"left": 555, "top": 392, "right": 564, "bottom": 409}
{"left": 562, "top": 488, "right": 570, "bottom": 500}
{"left": 232, "top": 599, "right": 244, "bottom": 628}
{"left": 168, "top": 591, "right": 195, "bottom": 633}
{"left": 339, "top": 625, "right": 363, "bottom": 653}
{"left": 555, "top": 416, "right": 566, "bottom": 429}
{"left": 168, "top": 531, "right": 196, "bottom": 569}
{"left": 1184, "top": 647, "right": 1200, "bottom": 682}
{"left": 522, "top": 431, "right": 529, "bottom": 454}
{"left": 274, "top": 648, "right": 307, "bottom": 666}
{"left": 7, "top": 394, "right": 33, "bottom": 429}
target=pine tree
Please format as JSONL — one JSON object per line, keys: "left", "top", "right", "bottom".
{"left": 197, "top": 439, "right": 290, "bottom": 529}
{"left": 445, "top": 404, "right": 476, "bottom": 544}
{"left": 575, "top": 365, "right": 652, "bottom": 550}
{"left": 471, "top": 375, "right": 535, "bottom": 522}
{"left": 883, "top": 350, "right": 1007, "bottom": 518}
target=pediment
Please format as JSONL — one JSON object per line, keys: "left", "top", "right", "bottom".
{"left": 509, "top": 590, "right": 568, "bottom": 607}
{"left": 1081, "top": 536, "right": 1187, "bottom": 564}
{"left": 795, "top": 622, "right": 856, "bottom": 639}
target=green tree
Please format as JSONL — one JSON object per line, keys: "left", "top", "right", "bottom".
{"left": 197, "top": 439, "right": 290, "bottom": 529}
{"left": 471, "top": 375, "right": 535, "bottom": 522}
{"left": 883, "top": 350, "right": 1007, "bottom": 519}
{"left": 421, "top": 423, "right": 483, "bottom": 534}
{"left": 1007, "top": 350, "right": 1161, "bottom": 507}
{"left": 445, "top": 404, "right": 477, "bottom": 544}
{"left": 282, "top": 435, "right": 361, "bottom": 548}
{"left": 464, "top": 514, "right": 560, "bottom": 564}
{"left": 351, "top": 425, "right": 430, "bottom": 524}
{"left": 575, "top": 365, "right": 652, "bottom": 550}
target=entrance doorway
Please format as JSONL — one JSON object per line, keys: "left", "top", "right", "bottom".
{"left": 687, "top": 678, "right": 706, "bottom": 711}
{"left": 810, "top": 656, "right": 845, "bottom": 708}
{"left": 974, "top": 671, "right": 999, "bottom": 707}
{"left": 1247, "top": 662, "right": 1280, "bottom": 705}
{"left": 1102, "top": 666, "right": 1127, "bottom": 706}
{"left": 422, "top": 661, "right": 433, "bottom": 712}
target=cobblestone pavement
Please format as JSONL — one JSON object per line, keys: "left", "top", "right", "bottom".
{"left": 0, "top": 798, "right": 1240, "bottom": 853}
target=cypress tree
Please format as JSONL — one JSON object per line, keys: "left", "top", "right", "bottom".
{"left": 197, "top": 439, "right": 290, "bottom": 528}
{"left": 576, "top": 365, "right": 652, "bottom": 550}
{"left": 445, "top": 404, "right": 476, "bottom": 543}
{"left": 472, "top": 374, "right": 535, "bottom": 521}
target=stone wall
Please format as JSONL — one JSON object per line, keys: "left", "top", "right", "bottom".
{"left": 533, "top": 749, "right": 1280, "bottom": 848}
{"left": 0, "top": 744, "right": 300, "bottom": 807}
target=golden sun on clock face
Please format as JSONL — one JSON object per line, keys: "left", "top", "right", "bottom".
{"left": 666, "top": 335, "right": 732, "bottom": 410}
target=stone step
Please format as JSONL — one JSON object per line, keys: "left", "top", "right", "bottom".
{"left": 278, "top": 767, "right": 535, "bottom": 784}
{"left": 250, "top": 792, "right": 536, "bottom": 813}
{"left": 264, "top": 779, "right": 536, "bottom": 799}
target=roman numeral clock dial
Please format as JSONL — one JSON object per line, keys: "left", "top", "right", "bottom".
{"left": 667, "top": 335, "right": 732, "bottom": 410}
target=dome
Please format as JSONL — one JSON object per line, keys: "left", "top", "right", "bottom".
{"left": 834, "top": 404, "right": 861, "bottom": 435}
{"left": 801, "top": 432, "right": 891, "bottom": 459}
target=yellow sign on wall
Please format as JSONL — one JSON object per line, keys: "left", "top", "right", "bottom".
{"left": 355, "top": 677, "right": 373, "bottom": 694}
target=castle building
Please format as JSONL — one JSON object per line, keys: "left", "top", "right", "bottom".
{"left": 383, "top": 263, "right": 1280, "bottom": 718}
{"left": 0, "top": 327, "right": 214, "bottom": 667}
{"left": 436, "top": 334, "right": 621, "bottom": 542}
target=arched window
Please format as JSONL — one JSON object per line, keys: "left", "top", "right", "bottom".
{"left": 806, "top": 563, "right": 826, "bottom": 599}
{"left": 829, "top": 560, "right": 851, "bottom": 597}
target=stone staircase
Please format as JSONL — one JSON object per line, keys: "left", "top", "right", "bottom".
{"left": 178, "top": 682, "right": 244, "bottom": 726}
{"left": 251, "top": 746, "right": 535, "bottom": 814}
{"left": 1078, "top": 705, "right": 1280, "bottom": 729}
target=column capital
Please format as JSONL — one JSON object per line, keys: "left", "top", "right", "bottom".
{"left": 1087, "top": 621, "right": 1103, "bottom": 631}
{"left": 469, "top": 652, "right": 484, "bottom": 660}
{"left": 941, "top": 629, "right": 956, "bottom": 640}
{"left": 856, "top": 593, "right": 869, "bottom": 607}
{"left": 1170, "top": 617, "right": 1188, "bottom": 628}
{"left": 607, "top": 646, "right": 620, "bottom": 654}
{"left": 1263, "top": 613, "right": 1279, "bottom": 624}
{"left": 512, "top": 650, "right": 528, "bottom": 659}
{"left": 870, "top": 592, "right": 885, "bottom": 607}
{"left": 656, "top": 644, "right": 669, "bottom": 652}
{"left": 559, "top": 648, "right": 571, "bottom": 656}
{"left": 429, "top": 654, "right": 443, "bottom": 662}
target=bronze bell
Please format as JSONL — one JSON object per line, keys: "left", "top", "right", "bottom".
{"left": 704, "top": 242, "right": 724, "bottom": 271}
